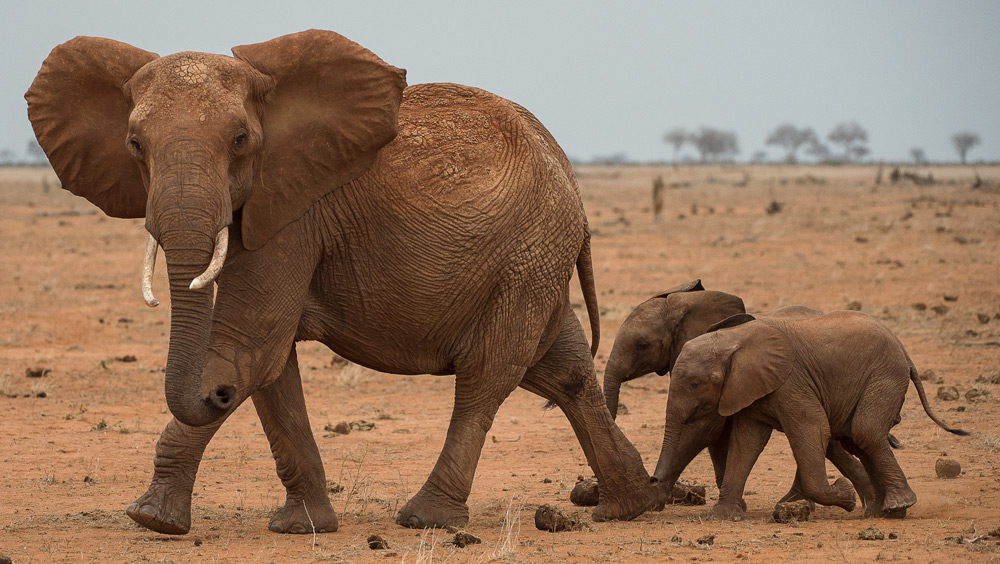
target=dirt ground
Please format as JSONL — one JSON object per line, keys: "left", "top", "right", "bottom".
{"left": 1, "top": 163, "right": 998, "bottom": 563}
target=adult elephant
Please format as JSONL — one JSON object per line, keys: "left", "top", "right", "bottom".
{"left": 26, "top": 29, "right": 654, "bottom": 535}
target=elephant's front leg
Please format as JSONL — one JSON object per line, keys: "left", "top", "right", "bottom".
{"left": 396, "top": 360, "right": 524, "bottom": 529}
{"left": 252, "top": 346, "right": 337, "bottom": 533}
{"left": 711, "top": 416, "right": 772, "bottom": 520}
{"left": 707, "top": 426, "right": 747, "bottom": 511}
{"left": 127, "top": 417, "right": 228, "bottom": 534}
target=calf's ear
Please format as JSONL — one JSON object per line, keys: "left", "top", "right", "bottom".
{"left": 717, "top": 323, "right": 793, "bottom": 416}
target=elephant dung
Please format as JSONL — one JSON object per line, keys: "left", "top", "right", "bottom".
{"left": 534, "top": 504, "right": 587, "bottom": 532}
{"left": 935, "top": 458, "right": 962, "bottom": 479}
{"left": 367, "top": 534, "right": 389, "bottom": 550}
{"left": 667, "top": 481, "right": 707, "bottom": 506}
{"left": 936, "top": 386, "right": 959, "bottom": 401}
{"left": 965, "top": 387, "right": 991, "bottom": 402}
{"left": 772, "top": 499, "right": 812, "bottom": 523}
{"left": 570, "top": 477, "right": 600, "bottom": 506}
{"left": 448, "top": 531, "right": 482, "bottom": 548}
{"left": 858, "top": 527, "right": 885, "bottom": 541}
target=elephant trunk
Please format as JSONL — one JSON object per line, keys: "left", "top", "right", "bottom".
{"left": 159, "top": 227, "right": 235, "bottom": 427}
{"left": 147, "top": 148, "right": 235, "bottom": 427}
{"left": 651, "top": 414, "right": 702, "bottom": 501}
{"left": 602, "top": 349, "right": 630, "bottom": 420}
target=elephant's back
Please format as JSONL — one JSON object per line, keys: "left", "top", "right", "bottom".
{"left": 371, "top": 83, "right": 583, "bottom": 225}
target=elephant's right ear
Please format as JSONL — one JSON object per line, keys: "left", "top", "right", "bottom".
{"left": 25, "top": 37, "right": 158, "bottom": 218}
{"left": 652, "top": 279, "right": 705, "bottom": 299}
{"left": 717, "top": 323, "right": 794, "bottom": 416}
{"left": 233, "top": 29, "right": 407, "bottom": 250}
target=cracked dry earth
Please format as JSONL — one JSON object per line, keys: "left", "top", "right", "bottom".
{"left": 1, "top": 164, "right": 999, "bottom": 563}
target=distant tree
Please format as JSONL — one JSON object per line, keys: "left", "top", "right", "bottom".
{"left": 827, "top": 122, "right": 869, "bottom": 162}
{"left": 765, "top": 124, "right": 817, "bottom": 164}
{"left": 690, "top": 127, "right": 739, "bottom": 163}
{"left": 751, "top": 150, "right": 769, "bottom": 164}
{"left": 910, "top": 147, "right": 926, "bottom": 165}
{"left": 805, "top": 139, "right": 832, "bottom": 163}
{"left": 951, "top": 131, "right": 981, "bottom": 164}
{"left": 662, "top": 127, "right": 689, "bottom": 165}
{"left": 0, "top": 148, "right": 15, "bottom": 165}
{"left": 850, "top": 145, "right": 870, "bottom": 163}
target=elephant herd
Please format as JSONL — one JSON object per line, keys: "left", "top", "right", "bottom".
{"left": 25, "top": 29, "right": 966, "bottom": 536}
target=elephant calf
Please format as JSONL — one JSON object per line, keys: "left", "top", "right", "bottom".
{"left": 601, "top": 280, "right": 877, "bottom": 512}
{"left": 656, "top": 310, "right": 968, "bottom": 520}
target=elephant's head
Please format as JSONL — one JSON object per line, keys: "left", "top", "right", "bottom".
{"left": 603, "top": 280, "right": 745, "bottom": 419}
{"left": 25, "top": 30, "right": 406, "bottom": 426}
{"left": 651, "top": 315, "right": 793, "bottom": 496}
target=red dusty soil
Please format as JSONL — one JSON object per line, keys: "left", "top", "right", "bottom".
{"left": 1, "top": 164, "right": 999, "bottom": 563}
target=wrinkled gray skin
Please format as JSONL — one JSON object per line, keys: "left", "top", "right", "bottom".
{"left": 602, "top": 281, "right": 876, "bottom": 511}
{"left": 655, "top": 311, "right": 968, "bottom": 520}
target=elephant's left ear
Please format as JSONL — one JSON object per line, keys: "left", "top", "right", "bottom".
{"left": 717, "top": 323, "right": 794, "bottom": 416}
{"left": 233, "top": 29, "right": 407, "bottom": 250}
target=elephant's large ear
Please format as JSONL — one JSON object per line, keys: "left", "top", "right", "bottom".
{"left": 232, "top": 29, "right": 407, "bottom": 250}
{"left": 25, "top": 37, "right": 158, "bottom": 218}
{"left": 717, "top": 323, "right": 794, "bottom": 416}
{"left": 653, "top": 279, "right": 705, "bottom": 299}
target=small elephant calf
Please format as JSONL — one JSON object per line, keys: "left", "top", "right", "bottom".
{"left": 601, "top": 280, "right": 876, "bottom": 511}
{"left": 656, "top": 310, "right": 968, "bottom": 520}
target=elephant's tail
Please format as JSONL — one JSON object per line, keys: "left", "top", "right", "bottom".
{"left": 577, "top": 229, "right": 600, "bottom": 357}
{"left": 909, "top": 365, "right": 970, "bottom": 436}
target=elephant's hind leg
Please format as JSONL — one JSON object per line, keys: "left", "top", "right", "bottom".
{"left": 851, "top": 379, "right": 915, "bottom": 516}
{"left": 396, "top": 350, "right": 527, "bottom": 529}
{"left": 783, "top": 415, "right": 857, "bottom": 513}
{"left": 519, "top": 309, "right": 654, "bottom": 522}
{"left": 252, "top": 347, "right": 338, "bottom": 534}
{"left": 127, "top": 417, "right": 228, "bottom": 534}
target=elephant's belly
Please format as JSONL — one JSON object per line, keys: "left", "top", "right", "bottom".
{"left": 295, "top": 296, "right": 456, "bottom": 376}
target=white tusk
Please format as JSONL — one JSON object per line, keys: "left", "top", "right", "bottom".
{"left": 189, "top": 227, "right": 229, "bottom": 290}
{"left": 142, "top": 234, "right": 160, "bottom": 307}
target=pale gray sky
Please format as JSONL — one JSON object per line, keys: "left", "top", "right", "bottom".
{"left": 2, "top": 0, "right": 998, "bottom": 163}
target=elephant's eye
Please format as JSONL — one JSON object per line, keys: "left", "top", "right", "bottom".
{"left": 690, "top": 382, "right": 699, "bottom": 390}
{"left": 127, "top": 137, "right": 144, "bottom": 156}
{"left": 636, "top": 342, "right": 650, "bottom": 352}
{"left": 233, "top": 132, "right": 248, "bottom": 150}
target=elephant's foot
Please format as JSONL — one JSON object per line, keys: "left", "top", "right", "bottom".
{"left": 396, "top": 489, "right": 469, "bottom": 529}
{"left": 269, "top": 497, "right": 338, "bottom": 534}
{"left": 881, "top": 486, "right": 916, "bottom": 515}
{"left": 828, "top": 477, "right": 857, "bottom": 512}
{"left": 864, "top": 505, "right": 907, "bottom": 519}
{"left": 708, "top": 501, "right": 745, "bottom": 521}
{"left": 127, "top": 483, "right": 192, "bottom": 535}
{"left": 592, "top": 483, "right": 656, "bottom": 522}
